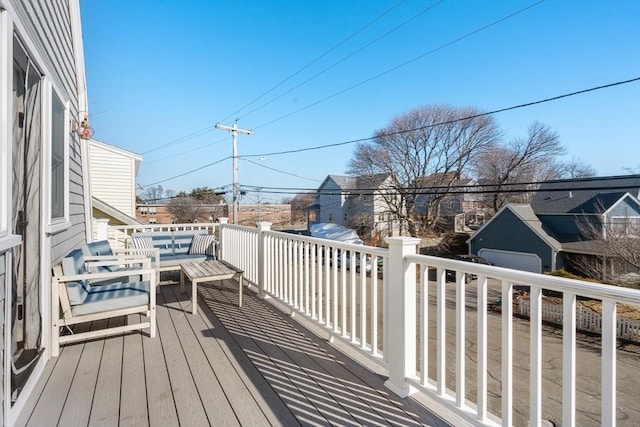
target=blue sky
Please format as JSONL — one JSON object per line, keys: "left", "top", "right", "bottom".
{"left": 80, "top": 0, "right": 640, "bottom": 203}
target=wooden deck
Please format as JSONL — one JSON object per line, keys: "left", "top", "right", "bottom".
{"left": 16, "top": 277, "right": 451, "bottom": 426}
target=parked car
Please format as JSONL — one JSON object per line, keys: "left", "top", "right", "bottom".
{"left": 446, "top": 255, "right": 493, "bottom": 282}
{"left": 337, "top": 250, "right": 372, "bottom": 273}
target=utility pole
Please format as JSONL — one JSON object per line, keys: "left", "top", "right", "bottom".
{"left": 215, "top": 120, "right": 253, "bottom": 224}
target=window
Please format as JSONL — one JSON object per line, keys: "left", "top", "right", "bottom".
{"left": 148, "top": 217, "right": 157, "bottom": 224}
{"left": 611, "top": 216, "right": 640, "bottom": 237}
{"left": 328, "top": 213, "right": 333, "bottom": 222}
{"left": 50, "top": 92, "right": 66, "bottom": 222}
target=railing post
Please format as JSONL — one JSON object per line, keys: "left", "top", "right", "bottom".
{"left": 95, "top": 218, "right": 109, "bottom": 241}
{"left": 257, "top": 222, "right": 271, "bottom": 299}
{"left": 218, "top": 218, "right": 228, "bottom": 261}
{"left": 384, "top": 236, "right": 421, "bottom": 397}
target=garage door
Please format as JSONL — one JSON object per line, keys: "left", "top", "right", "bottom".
{"left": 478, "top": 249, "right": 542, "bottom": 273}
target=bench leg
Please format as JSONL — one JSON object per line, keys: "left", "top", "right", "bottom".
{"left": 192, "top": 278, "right": 199, "bottom": 315}
{"left": 180, "top": 269, "right": 185, "bottom": 294}
{"left": 238, "top": 275, "right": 243, "bottom": 307}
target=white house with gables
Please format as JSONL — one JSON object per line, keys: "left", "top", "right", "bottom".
{"left": 310, "top": 174, "right": 401, "bottom": 242}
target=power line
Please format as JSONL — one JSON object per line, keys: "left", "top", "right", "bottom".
{"left": 141, "top": 77, "right": 639, "bottom": 188}
{"left": 241, "top": 158, "right": 321, "bottom": 182}
{"left": 240, "top": 174, "right": 640, "bottom": 196}
{"left": 252, "top": 0, "right": 546, "bottom": 130}
{"left": 143, "top": 136, "right": 229, "bottom": 164}
{"left": 141, "top": 124, "right": 218, "bottom": 155}
{"left": 218, "top": 0, "right": 407, "bottom": 124}
{"left": 143, "top": 156, "right": 232, "bottom": 187}
{"left": 235, "top": 0, "right": 445, "bottom": 121}
{"left": 239, "top": 77, "right": 640, "bottom": 159}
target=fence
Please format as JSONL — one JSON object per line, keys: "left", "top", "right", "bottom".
{"left": 518, "top": 298, "right": 640, "bottom": 342}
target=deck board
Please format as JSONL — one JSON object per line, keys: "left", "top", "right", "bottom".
{"left": 120, "top": 315, "right": 149, "bottom": 426}
{"left": 159, "top": 285, "right": 241, "bottom": 426}
{"left": 18, "top": 275, "right": 450, "bottom": 427}
{"left": 88, "top": 317, "right": 125, "bottom": 427}
{"left": 58, "top": 319, "right": 107, "bottom": 427}
{"left": 141, "top": 313, "right": 180, "bottom": 427}
{"left": 153, "top": 286, "right": 210, "bottom": 426}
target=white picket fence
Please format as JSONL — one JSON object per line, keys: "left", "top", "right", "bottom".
{"left": 518, "top": 298, "right": 640, "bottom": 342}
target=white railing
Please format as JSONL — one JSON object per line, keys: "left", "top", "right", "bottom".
{"left": 98, "top": 220, "right": 217, "bottom": 249}
{"left": 216, "top": 223, "right": 640, "bottom": 426}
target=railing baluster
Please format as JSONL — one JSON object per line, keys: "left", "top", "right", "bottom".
{"left": 310, "top": 243, "right": 316, "bottom": 319}
{"left": 360, "top": 250, "right": 367, "bottom": 350}
{"left": 436, "top": 267, "right": 446, "bottom": 397}
{"left": 371, "top": 255, "right": 379, "bottom": 357}
{"left": 602, "top": 299, "right": 617, "bottom": 427}
{"left": 332, "top": 249, "right": 339, "bottom": 333}
{"left": 563, "top": 291, "right": 576, "bottom": 427}
{"left": 456, "top": 271, "right": 466, "bottom": 408}
{"left": 477, "top": 275, "right": 488, "bottom": 422}
{"left": 341, "top": 256, "right": 347, "bottom": 338}
{"left": 502, "top": 280, "right": 513, "bottom": 427}
{"left": 350, "top": 257, "right": 357, "bottom": 344}
{"left": 420, "top": 264, "right": 428, "bottom": 386}
{"left": 530, "top": 285, "right": 542, "bottom": 427}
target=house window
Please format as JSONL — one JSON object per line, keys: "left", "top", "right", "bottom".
{"left": 328, "top": 213, "right": 333, "bottom": 222}
{"left": 148, "top": 217, "right": 157, "bottom": 224}
{"left": 611, "top": 216, "right": 640, "bottom": 237}
{"left": 344, "top": 213, "right": 348, "bottom": 222}
{"left": 50, "top": 92, "right": 67, "bottom": 222}
{"left": 149, "top": 206, "right": 157, "bottom": 214}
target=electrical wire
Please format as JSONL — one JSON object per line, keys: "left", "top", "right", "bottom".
{"left": 140, "top": 124, "right": 218, "bottom": 155}
{"left": 143, "top": 156, "right": 232, "bottom": 187}
{"left": 140, "top": 77, "right": 639, "bottom": 188}
{"left": 240, "top": 174, "right": 640, "bottom": 196}
{"left": 218, "top": 0, "right": 407, "bottom": 124}
{"left": 252, "top": 0, "right": 546, "bottom": 130}
{"left": 241, "top": 158, "right": 321, "bottom": 182}
{"left": 235, "top": 0, "right": 445, "bottom": 121}
{"left": 240, "top": 77, "right": 640, "bottom": 159}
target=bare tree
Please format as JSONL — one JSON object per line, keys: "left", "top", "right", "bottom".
{"left": 166, "top": 196, "right": 203, "bottom": 223}
{"left": 348, "top": 105, "right": 500, "bottom": 237}
{"left": 284, "top": 192, "right": 315, "bottom": 223}
{"left": 558, "top": 156, "right": 597, "bottom": 179}
{"left": 141, "top": 185, "right": 165, "bottom": 203}
{"left": 474, "top": 121, "right": 566, "bottom": 214}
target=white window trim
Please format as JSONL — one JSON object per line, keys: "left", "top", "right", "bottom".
{"left": 0, "top": 10, "right": 11, "bottom": 238}
{"left": 43, "top": 83, "right": 71, "bottom": 234}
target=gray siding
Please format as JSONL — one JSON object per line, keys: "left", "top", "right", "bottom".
{"left": 12, "top": 0, "right": 87, "bottom": 263}
{"left": 471, "top": 208, "right": 555, "bottom": 271}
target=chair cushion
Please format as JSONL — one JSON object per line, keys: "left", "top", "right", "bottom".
{"left": 72, "top": 281, "right": 150, "bottom": 316}
{"left": 188, "top": 234, "right": 217, "bottom": 256}
{"left": 61, "top": 249, "right": 90, "bottom": 305}
{"left": 131, "top": 236, "right": 153, "bottom": 249}
{"left": 85, "top": 240, "right": 114, "bottom": 257}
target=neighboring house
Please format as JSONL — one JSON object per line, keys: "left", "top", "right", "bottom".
{"left": 311, "top": 174, "right": 400, "bottom": 241}
{"left": 0, "top": 1, "right": 90, "bottom": 423}
{"left": 414, "top": 172, "right": 483, "bottom": 232}
{"left": 468, "top": 175, "right": 640, "bottom": 277}
{"left": 88, "top": 139, "right": 143, "bottom": 237}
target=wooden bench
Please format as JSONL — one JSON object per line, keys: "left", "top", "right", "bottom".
{"left": 51, "top": 250, "right": 157, "bottom": 357}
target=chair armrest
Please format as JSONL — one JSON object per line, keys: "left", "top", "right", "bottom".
{"left": 56, "top": 267, "right": 157, "bottom": 283}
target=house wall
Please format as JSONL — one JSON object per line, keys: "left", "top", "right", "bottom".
{"left": 89, "top": 141, "right": 137, "bottom": 216}
{"left": 538, "top": 214, "right": 594, "bottom": 235}
{"left": 8, "top": 0, "right": 87, "bottom": 263}
{"left": 470, "top": 208, "right": 555, "bottom": 271}
{"left": 0, "top": 1, "right": 88, "bottom": 423}
{"left": 318, "top": 179, "right": 347, "bottom": 225}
